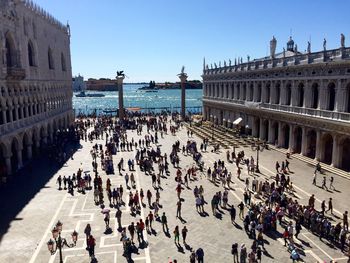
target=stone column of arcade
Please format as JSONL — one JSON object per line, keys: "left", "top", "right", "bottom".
{"left": 116, "top": 73, "right": 125, "bottom": 119}
{"left": 178, "top": 66, "right": 188, "bottom": 120}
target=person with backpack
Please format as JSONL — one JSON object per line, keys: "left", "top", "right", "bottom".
{"left": 231, "top": 242, "right": 239, "bottom": 263}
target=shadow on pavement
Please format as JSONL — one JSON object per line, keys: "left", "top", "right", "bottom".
{"left": 0, "top": 141, "right": 80, "bottom": 243}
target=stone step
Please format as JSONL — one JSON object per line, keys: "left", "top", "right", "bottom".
{"left": 269, "top": 145, "right": 350, "bottom": 180}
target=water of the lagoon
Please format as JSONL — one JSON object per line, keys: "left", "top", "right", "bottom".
{"left": 73, "top": 84, "right": 203, "bottom": 115}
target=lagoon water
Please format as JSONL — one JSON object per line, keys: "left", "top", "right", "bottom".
{"left": 73, "top": 84, "right": 203, "bottom": 114}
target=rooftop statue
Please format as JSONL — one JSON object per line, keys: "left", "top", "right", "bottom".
{"left": 341, "top": 33, "right": 345, "bottom": 48}
{"left": 181, "top": 66, "right": 185, "bottom": 74}
{"left": 224, "top": 60, "right": 227, "bottom": 67}
{"left": 283, "top": 48, "right": 286, "bottom": 58}
{"left": 235, "top": 58, "right": 237, "bottom": 66}
{"left": 116, "top": 71, "right": 125, "bottom": 77}
{"left": 214, "top": 63, "right": 217, "bottom": 69}
{"left": 219, "top": 61, "right": 221, "bottom": 68}
{"left": 307, "top": 41, "right": 311, "bottom": 53}
{"left": 295, "top": 44, "right": 298, "bottom": 53}
{"left": 211, "top": 64, "right": 213, "bottom": 69}
{"left": 229, "top": 59, "right": 231, "bottom": 66}
{"left": 323, "top": 38, "right": 327, "bottom": 51}
{"left": 270, "top": 36, "right": 277, "bottom": 58}
{"left": 247, "top": 55, "right": 250, "bottom": 62}
{"left": 240, "top": 57, "right": 243, "bottom": 64}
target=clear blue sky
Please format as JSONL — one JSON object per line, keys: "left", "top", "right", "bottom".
{"left": 35, "top": 0, "right": 350, "bottom": 82}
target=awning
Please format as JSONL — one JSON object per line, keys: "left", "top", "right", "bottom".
{"left": 126, "top": 107, "right": 141, "bottom": 112}
{"left": 232, "top": 117, "right": 243, "bottom": 125}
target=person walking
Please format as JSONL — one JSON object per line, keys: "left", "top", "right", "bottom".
{"left": 196, "top": 247, "right": 204, "bottom": 263}
{"left": 343, "top": 211, "right": 349, "bottom": 231}
{"left": 238, "top": 201, "right": 244, "bottom": 219}
{"left": 230, "top": 205, "right": 236, "bottom": 224}
{"left": 173, "top": 225, "right": 180, "bottom": 244}
{"left": 190, "top": 251, "right": 196, "bottom": 263}
{"left": 181, "top": 226, "right": 188, "bottom": 244}
{"left": 329, "top": 176, "right": 335, "bottom": 190}
{"left": 231, "top": 242, "right": 239, "bottom": 263}
{"left": 116, "top": 208, "right": 122, "bottom": 230}
{"left": 161, "top": 212, "right": 169, "bottom": 233}
{"left": 84, "top": 224, "right": 91, "bottom": 249}
{"left": 326, "top": 198, "right": 333, "bottom": 215}
{"left": 322, "top": 176, "right": 328, "bottom": 190}
{"left": 312, "top": 171, "right": 317, "bottom": 185}
{"left": 176, "top": 200, "right": 182, "bottom": 218}
{"left": 87, "top": 234, "right": 96, "bottom": 259}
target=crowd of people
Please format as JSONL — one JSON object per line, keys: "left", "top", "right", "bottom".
{"left": 55, "top": 112, "right": 350, "bottom": 262}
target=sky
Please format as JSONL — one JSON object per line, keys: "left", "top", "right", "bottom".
{"left": 34, "top": 0, "right": 350, "bottom": 83}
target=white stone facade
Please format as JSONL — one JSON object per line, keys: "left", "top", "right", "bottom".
{"left": 202, "top": 37, "right": 350, "bottom": 172}
{"left": 0, "top": 0, "right": 73, "bottom": 180}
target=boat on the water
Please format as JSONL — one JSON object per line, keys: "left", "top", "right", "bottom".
{"left": 75, "top": 91, "right": 105, "bottom": 97}
{"left": 145, "top": 90, "right": 158, "bottom": 93}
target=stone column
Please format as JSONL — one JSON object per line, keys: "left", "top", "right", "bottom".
{"left": 16, "top": 148, "right": 23, "bottom": 169}
{"left": 291, "top": 81, "right": 298, "bottom": 106}
{"left": 270, "top": 81, "right": 276, "bottom": 104}
{"left": 277, "top": 122, "right": 283, "bottom": 147}
{"left": 331, "top": 135, "right": 341, "bottom": 167}
{"left": 26, "top": 143, "right": 33, "bottom": 160}
{"left": 319, "top": 81, "right": 328, "bottom": 110}
{"left": 259, "top": 118, "right": 266, "bottom": 141}
{"left": 315, "top": 130, "right": 322, "bottom": 160}
{"left": 117, "top": 75, "right": 125, "bottom": 119}
{"left": 9, "top": 108, "right": 13, "bottom": 122}
{"left": 261, "top": 82, "right": 266, "bottom": 103}
{"left": 268, "top": 120, "right": 274, "bottom": 143}
{"left": 178, "top": 72, "right": 188, "bottom": 120}
{"left": 304, "top": 80, "right": 312, "bottom": 108}
{"left": 5, "top": 155, "right": 12, "bottom": 177}
{"left": 280, "top": 81, "right": 286, "bottom": 105}
{"left": 2, "top": 110, "right": 7, "bottom": 124}
{"left": 301, "top": 127, "right": 308, "bottom": 156}
{"left": 335, "top": 80, "right": 346, "bottom": 112}
{"left": 252, "top": 117, "right": 258, "bottom": 137}
{"left": 289, "top": 125, "right": 295, "bottom": 152}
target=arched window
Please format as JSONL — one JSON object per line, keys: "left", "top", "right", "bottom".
{"left": 311, "top": 83, "right": 319, "bottom": 109}
{"left": 242, "top": 85, "right": 246, "bottom": 100}
{"left": 61, "top": 53, "right": 66, "bottom": 71}
{"left": 298, "top": 84, "right": 304, "bottom": 107}
{"left": 236, "top": 84, "right": 240, "bottom": 100}
{"left": 327, "top": 83, "right": 336, "bottom": 111}
{"left": 265, "top": 86, "right": 270, "bottom": 103}
{"left": 286, "top": 85, "right": 291, "bottom": 105}
{"left": 48, "top": 48, "right": 54, "bottom": 70}
{"left": 5, "top": 34, "right": 16, "bottom": 67}
{"left": 249, "top": 85, "right": 254, "bottom": 101}
{"left": 275, "top": 86, "right": 280, "bottom": 104}
{"left": 28, "top": 41, "right": 35, "bottom": 67}
{"left": 257, "top": 85, "right": 261, "bottom": 102}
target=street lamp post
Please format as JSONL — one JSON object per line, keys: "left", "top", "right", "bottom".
{"left": 251, "top": 141, "right": 264, "bottom": 173}
{"left": 47, "top": 221, "right": 78, "bottom": 263}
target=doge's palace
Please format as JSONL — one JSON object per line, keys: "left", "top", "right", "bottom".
{"left": 0, "top": 0, "right": 73, "bottom": 181}
{"left": 203, "top": 35, "right": 350, "bottom": 172}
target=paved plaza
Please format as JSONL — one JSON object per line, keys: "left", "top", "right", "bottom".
{"left": 0, "top": 121, "right": 349, "bottom": 263}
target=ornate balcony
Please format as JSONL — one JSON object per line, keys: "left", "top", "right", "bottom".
{"left": 6, "top": 67, "right": 26, "bottom": 80}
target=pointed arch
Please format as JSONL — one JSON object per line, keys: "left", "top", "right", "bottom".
{"left": 61, "top": 52, "right": 66, "bottom": 71}
{"left": 5, "top": 32, "right": 17, "bottom": 67}
{"left": 28, "top": 40, "right": 36, "bottom": 67}
{"left": 48, "top": 47, "right": 54, "bottom": 70}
